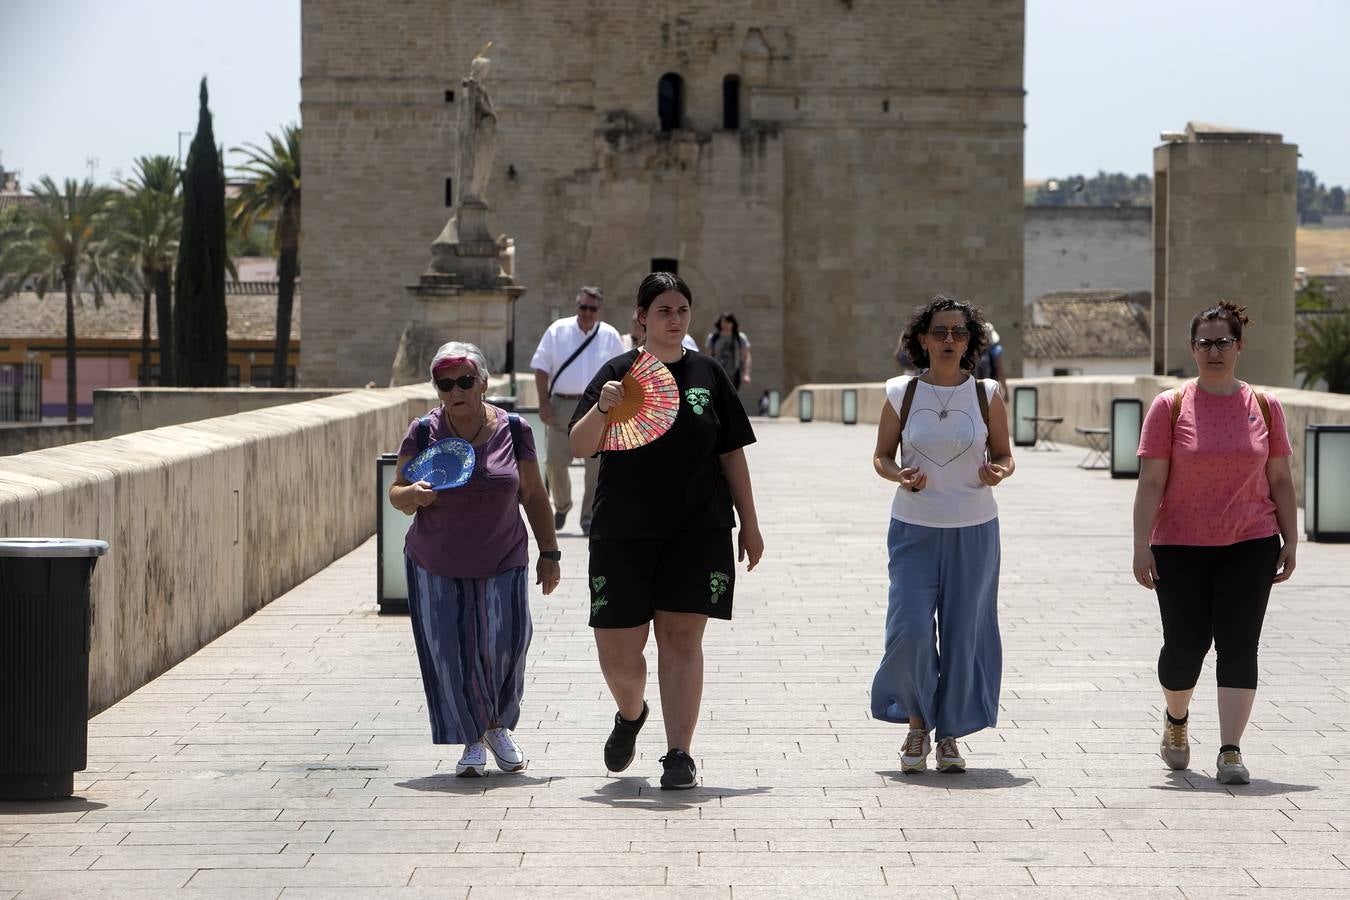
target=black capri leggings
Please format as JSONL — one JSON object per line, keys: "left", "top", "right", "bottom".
{"left": 1152, "top": 534, "right": 1281, "bottom": 691}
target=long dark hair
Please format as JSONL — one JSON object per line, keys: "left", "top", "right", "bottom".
{"left": 900, "top": 294, "right": 989, "bottom": 371}
{"left": 713, "top": 311, "right": 742, "bottom": 344}
{"left": 636, "top": 271, "right": 692, "bottom": 310}
{"left": 1190, "top": 299, "right": 1250, "bottom": 342}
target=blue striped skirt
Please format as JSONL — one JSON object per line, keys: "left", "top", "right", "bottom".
{"left": 405, "top": 558, "right": 533, "bottom": 745}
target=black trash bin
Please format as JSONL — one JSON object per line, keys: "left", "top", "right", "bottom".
{"left": 0, "top": 537, "right": 109, "bottom": 800}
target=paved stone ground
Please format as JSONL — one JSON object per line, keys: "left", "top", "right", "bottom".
{"left": 3, "top": 420, "right": 1350, "bottom": 898}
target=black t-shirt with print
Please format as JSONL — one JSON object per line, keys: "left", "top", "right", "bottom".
{"left": 570, "top": 349, "right": 756, "bottom": 541}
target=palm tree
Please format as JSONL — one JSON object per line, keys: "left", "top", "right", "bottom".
{"left": 1296, "top": 311, "right": 1350, "bottom": 394}
{"left": 230, "top": 124, "right": 300, "bottom": 387}
{"left": 114, "top": 156, "right": 181, "bottom": 385}
{"left": 0, "top": 177, "right": 115, "bottom": 420}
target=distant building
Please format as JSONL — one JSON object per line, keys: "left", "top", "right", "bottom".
{"left": 1024, "top": 290, "right": 1151, "bottom": 377}
{"left": 0, "top": 287, "right": 301, "bottom": 420}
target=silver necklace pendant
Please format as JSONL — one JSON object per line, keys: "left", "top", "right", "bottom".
{"left": 938, "top": 410, "right": 948, "bottom": 419}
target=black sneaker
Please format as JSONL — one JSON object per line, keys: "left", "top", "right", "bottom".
{"left": 553, "top": 509, "right": 566, "bottom": 530}
{"left": 659, "top": 748, "right": 697, "bottom": 790}
{"left": 603, "top": 701, "right": 648, "bottom": 772}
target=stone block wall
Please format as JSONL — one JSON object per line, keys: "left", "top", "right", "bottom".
{"left": 301, "top": 0, "right": 1024, "bottom": 393}
{"left": 0, "top": 385, "right": 435, "bottom": 713}
{"left": 1154, "top": 136, "right": 1298, "bottom": 386}
{"left": 1024, "top": 207, "right": 1152, "bottom": 306}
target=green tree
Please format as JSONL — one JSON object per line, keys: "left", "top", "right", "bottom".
{"left": 1329, "top": 186, "right": 1346, "bottom": 216}
{"left": 0, "top": 177, "right": 116, "bottom": 420}
{"left": 1297, "top": 169, "right": 1326, "bottom": 224}
{"left": 229, "top": 123, "right": 301, "bottom": 387}
{"left": 114, "top": 155, "right": 181, "bottom": 385}
{"left": 1032, "top": 171, "right": 1152, "bottom": 207}
{"left": 1296, "top": 312, "right": 1350, "bottom": 393}
{"left": 174, "top": 77, "right": 229, "bottom": 387}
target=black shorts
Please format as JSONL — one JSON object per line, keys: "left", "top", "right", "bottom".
{"left": 587, "top": 529, "right": 735, "bottom": 628}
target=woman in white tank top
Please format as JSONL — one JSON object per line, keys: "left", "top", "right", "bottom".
{"left": 869, "top": 295, "right": 1015, "bottom": 774}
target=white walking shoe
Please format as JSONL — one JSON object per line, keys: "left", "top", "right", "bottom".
{"left": 455, "top": 741, "right": 489, "bottom": 777}
{"left": 901, "top": 728, "right": 932, "bottom": 774}
{"left": 484, "top": 727, "right": 527, "bottom": 772}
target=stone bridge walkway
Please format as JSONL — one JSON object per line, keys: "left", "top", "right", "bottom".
{"left": 3, "top": 420, "right": 1350, "bottom": 898}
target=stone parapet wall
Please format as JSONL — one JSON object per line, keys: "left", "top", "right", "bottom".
{"left": 0, "top": 385, "right": 435, "bottom": 714}
{"left": 0, "top": 421, "right": 94, "bottom": 456}
{"left": 93, "top": 388, "right": 354, "bottom": 440}
{"left": 783, "top": 376, "right": 1350, "bottom": 506}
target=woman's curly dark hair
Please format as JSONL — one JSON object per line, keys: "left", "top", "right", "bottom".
{"left": 900, "top": 293, "right": 989, "bottom": 371}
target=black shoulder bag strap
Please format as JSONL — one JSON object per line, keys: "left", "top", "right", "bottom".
{"left": 507, "top": 413, "right": 523, "bottom": 460}
{"left": 897, "top": 377, "right": 920, "bottom": 450}
{"left": 547, "top": 327, "right": 600, "bottom": 397}
{"left": 414, "top": 409, "right": 437, "bottom": 453}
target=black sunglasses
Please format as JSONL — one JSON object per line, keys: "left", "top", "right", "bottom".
{"left": 577, "top": 303, "right": 600, "bottom": 313}
{"left": 435, "top": 375, "right": 479, "bottom": 392}
{"left": 928, "top": 325, "right": 971, "bottom": 341}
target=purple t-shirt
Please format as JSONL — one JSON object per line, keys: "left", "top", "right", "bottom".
{"left": 398, "top": 406, "right": 538, "bottom": 579}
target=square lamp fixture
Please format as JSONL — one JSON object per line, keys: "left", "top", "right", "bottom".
{"left": 1110, "top": 398, "right": 1143, "bottom": 479}
{"left": 376, "top": 452, "right": 413, "bottom": 614}
{"left": 767, "top": 389, "right": 781, "bottom": 418}
{"left": 798, "top": 389, "right": 814, "bottom": 423}
{"left": 842, "top": 389, "right": 858, "bottom": 425}
{"left": 1305, "top": 424, "right": 1350, "bottom": 542}
{"left": 1012, "top": 385, "right": 1038, "bottom": 448}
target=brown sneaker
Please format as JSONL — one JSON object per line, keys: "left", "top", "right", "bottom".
{"left": 900, "top": 728, "right": 931, "bottom": 774}
{"left": 935, "top": 736, "right": 966, "bottom": 773}
{"left": 1160, "top": 714, "right": 1190, "bottom": 770}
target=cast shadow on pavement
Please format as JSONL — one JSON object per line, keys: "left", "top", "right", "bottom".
{"left": 0, "top": 798, "right": 107, "bottom": 814}
{"left": 1154, "top": 769, "right": 1318, "bottom": 796}
{"left": 580, "top": 776, "right": 771, "bottom": 811}
{"left": 396, "top": 772, "right": 557, "bottom": 794}
{"left": 877, "top": 768, "right": 1034, "bottom": 790}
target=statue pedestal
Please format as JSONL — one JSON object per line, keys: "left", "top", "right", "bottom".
{"left": 390, "top": 274, "right": 526, "bottom": 387}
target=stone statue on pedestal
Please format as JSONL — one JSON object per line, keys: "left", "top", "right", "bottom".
{"left": 391, "top": 42, "right": 525, "bottom": 389}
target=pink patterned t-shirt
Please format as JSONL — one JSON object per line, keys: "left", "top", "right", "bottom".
{"left": 1137, "top": 382, "right": 1291, "bottom": 547}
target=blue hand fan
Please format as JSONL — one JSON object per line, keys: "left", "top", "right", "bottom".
{"left": 402, "top": 438, "right": 476, "bottom": 491}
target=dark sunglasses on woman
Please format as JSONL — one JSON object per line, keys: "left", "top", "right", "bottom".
{"left": 435, "top": 375, "right": 479, "bottom": 392}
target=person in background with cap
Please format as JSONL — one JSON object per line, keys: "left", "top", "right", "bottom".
{"left": 531, "top": 287, "right": 625, "bottom": 534}
{"left": 975, "top": 322, "right": 1007, "bottom": 400}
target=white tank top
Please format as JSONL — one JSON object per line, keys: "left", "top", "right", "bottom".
{"left": 886, "top": 374, "right": 999, "bottom": 528}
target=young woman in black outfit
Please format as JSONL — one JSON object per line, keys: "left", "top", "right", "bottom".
{"left": 569, "top": 272, "right": 764, "bottom": 789}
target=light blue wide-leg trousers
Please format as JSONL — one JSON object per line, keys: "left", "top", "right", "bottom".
{"left": 870, "top": 517, "right": 1002, "bottom": 739}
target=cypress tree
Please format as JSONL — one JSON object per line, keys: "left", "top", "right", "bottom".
{"left": 174, "top": 77, "right": 229, "bottom": 386}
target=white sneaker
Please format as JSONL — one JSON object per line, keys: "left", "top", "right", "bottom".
{"left": 455, "top": 741, "right": 488, "bottom": 777}
{"left": 484, "top": 727, "right": 527, "bottom": 772}
{"left": 901, "top": 728, "right": 931, "bottom": 774}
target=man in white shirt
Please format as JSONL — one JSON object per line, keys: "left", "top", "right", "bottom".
{"left": 531, "top": 286, "right": 625, "bottom": 534}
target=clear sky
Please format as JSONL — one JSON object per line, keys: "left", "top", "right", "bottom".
{"left": 0, "top": 0, "right": 301, "bottom": 188}
{"left": 3, "top": 1, "right": 1348, "bottom": 189}
{"left": 1027, "top": 0, "right": 1350, "bottom": 186}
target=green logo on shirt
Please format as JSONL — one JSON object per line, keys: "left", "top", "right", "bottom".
{"left": 709, "top": 571, "right": 730, "bottom": 604}
{"left": 685, "top": 388, "right": 712, "bottom": 415}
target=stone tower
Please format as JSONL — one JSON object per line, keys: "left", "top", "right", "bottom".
{"left": 1152, "top": 123, "right": 1298, "bottom": 387}
{"left": 301, "top": 1, "right": 1025, "bottom": 391}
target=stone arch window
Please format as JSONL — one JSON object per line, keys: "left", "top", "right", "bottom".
{"left": 722, "top": 75, "right": 741, "bottom": 130}
{"left": 658, "top": 73, "right": 684, "bottom": 132}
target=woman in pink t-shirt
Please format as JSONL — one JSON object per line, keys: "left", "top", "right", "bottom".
{"left": 1132, "top": 302, "right": 1298, "bottom": 786}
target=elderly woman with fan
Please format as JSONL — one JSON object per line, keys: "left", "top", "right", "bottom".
{"left": 569, "top": 271, "right": 764, "bottom": 790}
{"left": 389, "top": 341, "right": 560, "bottom": 777}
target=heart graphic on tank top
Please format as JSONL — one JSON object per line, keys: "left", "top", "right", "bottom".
{"left": 907, "top": 408, "right": 976, "bottom": 468}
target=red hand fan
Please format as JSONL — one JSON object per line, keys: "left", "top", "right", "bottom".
{"left": 602, "top": 350, "right": 680, "bottom": 451}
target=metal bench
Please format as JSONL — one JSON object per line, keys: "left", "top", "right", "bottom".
{"left": 1074, "top": 426, "right": 1110, "bottom": 470}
